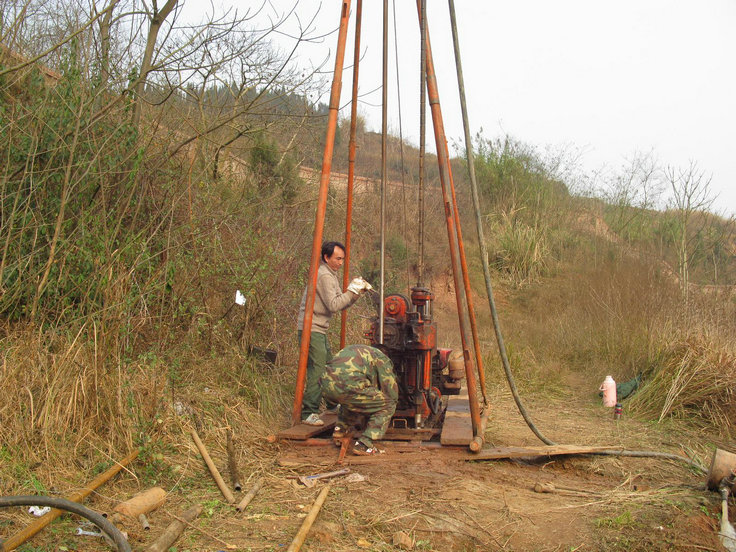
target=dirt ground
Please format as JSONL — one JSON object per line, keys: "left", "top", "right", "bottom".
{"left": 2, "top": 378, "right": 730, "bottom": 552}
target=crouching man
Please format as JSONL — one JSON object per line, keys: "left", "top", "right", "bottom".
{"left": 319, "top": 344, "right": 397, "bottom": 456}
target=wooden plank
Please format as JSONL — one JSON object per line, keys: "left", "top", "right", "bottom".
{"left": 440, "top": 388, "right": 473, "bottom": 446}
{"left": 277, "top": 413, "right": 337, "bottom": 440}
{"left": 277, "top": 444, "right": 626, "bottom": 467}
{"left": 383, "top": 427, "right": 440, "bottom": 441}
{"left": 470, "top": 445, "right": 620, "bottom": 460}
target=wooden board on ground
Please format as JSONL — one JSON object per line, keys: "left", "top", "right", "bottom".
{"left": 440, "top": 386, "right": 473, "bottom": 446}
{"left": 383, "top": 427, "right": 440, "bottom": 441}
{"left": 469, "top": 444, "right": 620, "bottom": 460}
{"left": 278, "top": 444, "right": 623, "bottom": 467}
{"left": 277, "top": 412, "right": 337, "bottom": 440}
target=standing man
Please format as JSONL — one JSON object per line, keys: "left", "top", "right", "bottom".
{"left": 320, "top": 344, "right": 398, "bottom": 455}
{"left": 298, "top": 241, "right": 370, "bottom": 426}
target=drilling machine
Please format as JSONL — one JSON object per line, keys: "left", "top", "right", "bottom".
{"left": 365, "top": 286, "right": 465, "bottom": 431}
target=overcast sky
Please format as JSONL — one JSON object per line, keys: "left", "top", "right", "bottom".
{"left": 185, "top": 1, "right": 736, "bottom": 216}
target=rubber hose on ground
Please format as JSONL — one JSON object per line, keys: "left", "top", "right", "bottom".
{"left": 0, "top": 495, "right": 131, "bottom": 552}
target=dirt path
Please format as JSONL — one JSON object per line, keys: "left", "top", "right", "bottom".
{"left": 104, "top": 388, "right": 722, "bottom": 552}
{"left": 1, "top": 377, "right": 725, "bottom": 552}
{"left": 254, "top": 388, "right": 718, "bottom": 552}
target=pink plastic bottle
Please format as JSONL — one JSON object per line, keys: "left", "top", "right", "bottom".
{"left": 599, "top": 375, "right": 617, "bottom": 407}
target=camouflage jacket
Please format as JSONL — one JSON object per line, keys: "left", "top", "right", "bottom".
{"left": 322, "top": 344, "right": 398, "bottom": 400}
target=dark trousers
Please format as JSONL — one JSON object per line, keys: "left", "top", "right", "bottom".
{"left": 297, "top": 330, "right": 333, "bottom": 419}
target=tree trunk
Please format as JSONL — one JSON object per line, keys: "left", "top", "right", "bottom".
{"left": 132, "top": 0, "right": 178, "bottom": 129}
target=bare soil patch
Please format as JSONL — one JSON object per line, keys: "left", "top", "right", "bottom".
{"left": 2, "top": 378, "right": 727, "bottom": 552}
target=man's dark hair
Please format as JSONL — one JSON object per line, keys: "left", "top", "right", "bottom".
{"left": 321, "top": 241, "right": 346, "bottom": 262}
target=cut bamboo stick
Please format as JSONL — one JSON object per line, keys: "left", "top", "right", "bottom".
{"left": 190, "top": 428, "right": 236, "bottom": 504}
{"left": 226, "top": 429, "right": 243, "bottom": 491}
{"left": 286, "top": 484, "right": 331, "bottom": 552}
{"left": 111, "top": 487, "right": 166, "bottom": 521}
{"left": 236, "top": 478, "right": 263, "bottom": 512}
{"left": 145, "top": 504, "right": 202, "bottom": 552}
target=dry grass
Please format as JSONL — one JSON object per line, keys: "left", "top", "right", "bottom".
{"left": 0, "top": 323, "right": 134, "bottom": 477}
{"left": 628, "top": 334, "right": 736, "bottom": 432}
{"left": 0, "top": 319, "right": 295, "bottom": 497}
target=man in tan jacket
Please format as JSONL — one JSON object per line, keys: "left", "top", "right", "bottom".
{"left": 297, "top": 241, "right": 370, "bottom": 425}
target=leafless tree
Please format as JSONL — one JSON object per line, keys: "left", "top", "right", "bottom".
{"left": 601, "top": 150, "right": 664, "bottom": 238}
{"left": 664, "top": 161, "right": 716, "bottom": 300}
{"left": 0, "top": 0, "right": 329, "bottom": 324}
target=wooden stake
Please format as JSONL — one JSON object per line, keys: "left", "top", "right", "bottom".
{"left": 286, "top": 484, "right": 331, "bottom": 552}
{"left": 138, "top": 513, "right": 151, "bottom": 531}
{"left": 145, "top": 504, "right": 202, "bottom": 552}
{"left": 226, "top": 429, "right": 243, "bottom": 491}
{"left": 236, "top": 478, "right": 263, "bottom": 512}
{"left": 190, "top": 428, "right": 236, "bottom": 504}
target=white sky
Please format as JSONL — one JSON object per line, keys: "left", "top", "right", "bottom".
{"left": 183, "top": 1, "right": 736, "bottom": 216}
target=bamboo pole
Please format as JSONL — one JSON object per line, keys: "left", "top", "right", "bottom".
{"left": 286, "top": 484, "right": 332, "bottom": 552}
{"left": 236, "top": 478, "right": 263, "bottom": 512}
{"left": 1, "top": 449, "right": 139, "bottom": 551}
{"left": 226, "top": 429, "right": 243, "bottom": 491}
{"left": 190, "top": 429, "right": 235, "bottom": 504}
{"left": 145, "top": 504, "right": 202, "bottom": 552}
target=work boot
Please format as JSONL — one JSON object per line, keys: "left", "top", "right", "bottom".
{"left": 302, "top": 413, "right": 324, "bottom": 426}
{"left": 352, "top": 440, "right": 385, "bottom": 456}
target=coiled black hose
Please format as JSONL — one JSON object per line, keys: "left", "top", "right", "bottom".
{"left": 0, "top": 495, "right": 131, "bottom": 552}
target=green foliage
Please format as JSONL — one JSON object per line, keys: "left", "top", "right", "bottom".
{"left": 0, "top": 43, "right": 147, "bottom": 324}
{"left": 471, "top": 131, "right": 572, "bottom": 284}
{"left": 357, "top": 233, "right": 412, "bottom": 295}
{"left": 491, "top": 211, "right": 549, "bottom": 285}
{"left": 596, "top": 509, "right": 636, "bottom": 528}
{"left": 138, "top": 440, "right": 176, "bottom": 486}
{"left": 472, "top": 132, "right": 569, "bottom": 217}
{"left": 202, "top": 498, "right": 226, "bottom": 518}
{"left": 249, "top": 133, "right": 303, "bottom": 202}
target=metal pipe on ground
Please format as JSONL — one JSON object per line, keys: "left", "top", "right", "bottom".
{"left": 138, "top": 513, "right": 151, "bottom": 531}
{"left": 226, "top": 429, "right": 243, "bottom": 491}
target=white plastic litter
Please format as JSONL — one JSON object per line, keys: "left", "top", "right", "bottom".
{"left": 28, "top": 506, "right": 51, "bottom": 516}
{"left": 344, "top": 473, "right": 367, "bottom": 483}
{"left": 235, "top": 290, "right": 246, "bottom": 306}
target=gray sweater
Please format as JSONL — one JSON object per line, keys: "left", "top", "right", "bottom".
{"left": 298, "top": 262, "right": 358, "bottom": 334}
